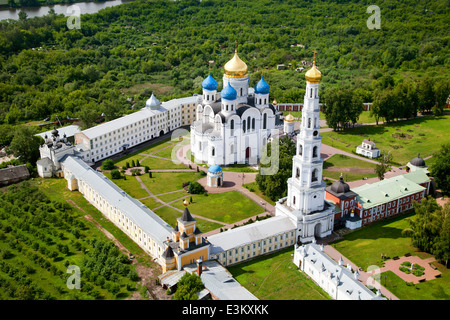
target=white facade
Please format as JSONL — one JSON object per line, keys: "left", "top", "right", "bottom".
{"left": 356, "top": 139, "right": 380, "bottom": 158}
{"left": 191, "top": 52, "right": 282, "bottom": 166}
{"left": 276, "top": 63, "right": 334, "bottom": 244}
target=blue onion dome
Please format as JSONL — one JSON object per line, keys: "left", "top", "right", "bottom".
{"left": 208, "top": 164, "right": 222, "bottom": 173}
{"left": 221, "top": 82, "right": 237, "bottom": 101}
{"left": 202, "top": 72, "right": 218, "bottom": 91}
{"left": 255, "top": 76, "right": 270, "bottom": 94}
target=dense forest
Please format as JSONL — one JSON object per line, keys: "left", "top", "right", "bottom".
{"left": 0, "top": 0, "right": 448, "bottom": 145}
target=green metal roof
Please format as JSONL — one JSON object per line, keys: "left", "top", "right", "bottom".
{"left": 353, "top": 175, "right": 426, "bottom": 209}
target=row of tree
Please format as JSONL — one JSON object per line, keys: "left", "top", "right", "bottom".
{"left": 322, "top": 77, "right": 449, "bottom": 131}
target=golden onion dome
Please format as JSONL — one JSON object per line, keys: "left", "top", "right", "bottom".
{"left": 305, "top": 61, "right": 321, "bottom": 83}
{"left": 272, "top": 99, "right": 277, "bottom": 106}
{"left": 284, "top": 114, "right": 295, "bottom": 123}
{"left": 224, "top": 50, "right": 248, "bottom": 78}
{"left": 183, "top": 198, "right": 189, "bottom": 206}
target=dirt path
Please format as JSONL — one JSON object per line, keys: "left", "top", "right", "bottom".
{"left": 65, "top": 199, "right": 170, "bottom": 300}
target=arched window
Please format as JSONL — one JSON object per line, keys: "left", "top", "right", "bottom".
{"left": 243, "top": 120, "right": 246, "bottom": 133}
{"left": 296, "top": 168, "right": 300, "bottom": 179}
{"left": 293, "top": 196, "right": 296, "bottom": 205}
{"left": 308, "top": 118, "right": 312, "bottom": 128}
{"left": 252, "top": 118, "right": 255, "bottom": 131}
{"left": 247, "top": 116, "right": 251, "bottom": 130}
{"left": 299, "top": 144, "right": 303, "bottom": 156}
{"left": 230, "top": 119, "right": 235, "bottom": 135}
{"left": 313, "top": 146, "right": 318, "bottom": 158}
{"left": 312, "top": 169, "right": 318, "bottom": 182}
{"left": 212, "top": 147, "right": 215, "bottom": 157}
{"left": 263, "top": 113, "right": 267, "bottom": 129}
{"left": 240, "top": 88, "right": 243, "bottom": 97}
{"left": 310, "top": 88, "right": 313, "bottom": 98}
{"left": 264, "top": 98, "right": 267, "bottom": 105}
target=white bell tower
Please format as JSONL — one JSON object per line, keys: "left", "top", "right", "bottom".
{"left": 275, "top": 50, "right": 334, "bottom": 244}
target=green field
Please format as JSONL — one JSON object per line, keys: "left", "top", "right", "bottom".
{"left": 139, "top": 171, "right": 201, "bottom": 195}
{"left": 380, "top": 270, "right": 450, "bottom": 300}
{"left": 323, "top": 154, "right": 378, "bottom": 181}
{"left": 228, "top": 247, "right": 331, "bottom": 300}
{"left": 321, "top": 115, "right": 450, "bottom": 165}
{"left": 331, "top": 211, "right": 428, "bottom": 271}
{"left": 171, "top": 191, "right": 265, "bottom": 224}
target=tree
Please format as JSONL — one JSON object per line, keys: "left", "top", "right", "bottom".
{"left": 78, "top": 105, "right": 99, "bottom": 130}
{"left": 6, "top": 125, "right": 44, "bottom": 164}
{"left": 323, "top": 86, "right": 363, "bottom": 130}
{"left": 110, "top": 169, "right": 121, "bottom": 179}
{"left": 256, "top": 136, "right": 295, "bottom": 201}
{"left": 188, "top": 181, "right": 205, "bottom": 194}
{"left": 417, "top": 77, "right": 435, "bottom": 113}
{"left": 403, "top": 197, "right": 449, "bottom": 267}
{"left": 101, "top": 159, "right": 115, "bottom": 170}
{"left": 375, "top": 150, "right": 393, "bottom": 180}
{"left": 430, "top": 143, "right": 450, "bottom": 195}
{"left": 173, "top": 272, "right": 204, "bottom": 300}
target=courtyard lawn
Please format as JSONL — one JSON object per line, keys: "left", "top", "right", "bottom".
{"left": 103, "top": 173, "right": 149, "bottom": 199}
{"left": 140, "top": 156, "right": 187, "bottom": 170}
{"left": 243, "top": 182, "right": 276, "bottom": 206}
{"left": 322, "top": 154, "right": 378, "bottom": 181}
{"left": 331, "top": 211, "right": 430, "bottom": 271}
{"left": 139, "top": 171, "right": 201, "bottom": 195}
{"left": 113, "top": 153, "right": 146, "bottom": 169}
{"left": 152, "top": 205, "right": 223, "bottom": 233}
{"left": 171, "top": 191, "right": 265, "bottom": 224}
{"left": 321, "top": 115, "right": 450, "bottom": 165}
{"left": 228, "top": 247, "right": 331, "bottom": 300}
{"left": 157, "top": 190, "right": 189, "bottom": 204}
{"left": 380, "top": 270, "right": 450, "bottom": 300}
{"left": 139, "top": 196, "right": 161, "bottom": 210}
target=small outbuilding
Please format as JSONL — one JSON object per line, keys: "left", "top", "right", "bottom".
{"left": 207, "top": 164, "right": 223, "bottom": 188}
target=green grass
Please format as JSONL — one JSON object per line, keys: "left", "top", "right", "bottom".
{"left": 321, "top": 115, "right": 450, "bottom": 165}
{"left": 157, "top": 190, "right": 188, "bottom": 204}
{"left": 331, "top": 211, "right": 431, "bottom": 271}
{"left": 140, "top": 156, "right": 187, "bottom": 170}
{"left": 171, "top": 191, "right": 265, "bottom": 224}
{"left": 227, "top": 247, "right": 331, "bottom": 300}
{"left": 221, "top": 164, "right": 258, "bottom": 172}
{"left": 380, "top": 270, "right": 450, "bottom": 300}
{"left": 139, "top": 196, "right": 161, "bottom": 210}
{"left": 243, "top": 182, "right": 276, "bottom": 206}
{"left": 322, "top": 154, "right": 378, "bottom": 181}
{"left": 103, "top": 173, "right": 149, "bottom": 199}
{"left": 139, "top": 171, "right": 201, "bottom": 195}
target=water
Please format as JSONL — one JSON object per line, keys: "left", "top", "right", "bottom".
{"left": 0, "top": 0, "right": 132, "bottom": 21}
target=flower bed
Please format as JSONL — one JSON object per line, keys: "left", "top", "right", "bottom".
{"left": 399, "top": 261, "right": 425, "bottom": 277}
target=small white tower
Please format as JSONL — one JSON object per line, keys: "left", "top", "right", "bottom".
{"left": 283, "top": 113, "right": 295, "bottom": 135}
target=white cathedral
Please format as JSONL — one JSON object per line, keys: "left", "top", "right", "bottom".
{"left": 190, "top": 49, "right": 283, "bottom": 166}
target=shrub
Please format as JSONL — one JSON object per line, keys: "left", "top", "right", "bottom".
{"left": 101, "top": 159, "right": 115, "bottom": 170}
{"left": 188, "top": 181, "right": 205, "bottom": 194}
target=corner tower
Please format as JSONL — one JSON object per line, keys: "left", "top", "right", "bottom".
{"left": 275, "top": 50, "right": 334, "bottom": 244}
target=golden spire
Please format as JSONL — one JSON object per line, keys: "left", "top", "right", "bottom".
{"left": 305, "top": 48, "right": 322, "bottom": 83}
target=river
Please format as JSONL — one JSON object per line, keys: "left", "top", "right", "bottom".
{"left": 0, "top": 0, "right": 133, "bottom": 21}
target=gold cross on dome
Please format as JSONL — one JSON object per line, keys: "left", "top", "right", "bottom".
{"left": 313, "top": 49, "right": 317, "bottom": 64}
